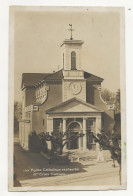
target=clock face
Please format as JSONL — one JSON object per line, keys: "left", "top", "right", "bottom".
{"left": 69, "top": 82, "right": 82, "bottom": 95}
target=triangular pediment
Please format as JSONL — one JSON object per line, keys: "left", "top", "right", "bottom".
{"left": 46, "top": 98, "right": 103, "bottom": 114}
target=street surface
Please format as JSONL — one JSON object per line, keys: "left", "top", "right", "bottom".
{"left": 14, "top": 143, "right": 120, "bottom": 187}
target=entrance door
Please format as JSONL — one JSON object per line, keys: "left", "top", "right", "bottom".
{"left": 67, "top": 121, "right": 81, "bottom": 150}
{"left": 70, "top": 132, "right": 79, "bottom": 149}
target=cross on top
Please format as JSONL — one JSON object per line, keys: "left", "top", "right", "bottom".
{"left": 68, "top": 24, "right": 74, "bottom": 40}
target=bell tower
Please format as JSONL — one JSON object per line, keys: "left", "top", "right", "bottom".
{"left": 61, "top": 39, "right": 84, "bottom": 71}
{"left": 61, "top": 24, "right": 86, "bottom": 102}
{"left": 60, "top": 24, "right": 84, "bottom": 71}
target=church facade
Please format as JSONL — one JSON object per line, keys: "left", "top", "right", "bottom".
{"left": 19, "top": 37, "right": 114, "bottom": 151}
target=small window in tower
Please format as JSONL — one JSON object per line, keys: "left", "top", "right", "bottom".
{"left": 71, "top": 51, "right": 76, "bottom": 70}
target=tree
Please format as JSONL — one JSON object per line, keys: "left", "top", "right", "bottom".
{"left": 92, "top": 127, "right": 121, "bottom": 184}
{"left": 115, "top": 89, "right": 120, "bottom": 112}
{"left": 38, "top": 131, "right": 84, "bottom": 155}
{"left": 101, "top": 88, "right": 115, "bottom": 103}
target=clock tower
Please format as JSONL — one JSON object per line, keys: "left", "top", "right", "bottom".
{"left": 61, "top": 24, "right": 86, "bottom": 102}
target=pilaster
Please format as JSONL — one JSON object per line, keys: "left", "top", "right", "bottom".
{"left": 63, "top": 118, "right": 67, "bottom": 150}
{"left": 24, "top": 122, "right": 31, "bottom": 150}
{"left": 96, "top": 115, "right": 102, "bottom": 134}
{"left": 47, "top": 117, "right": 53, "bottom": 150}
{"left": 96, "top": 115, "right": 102, "bottom": 152}
{"left": 47, "top": 117, "right": 53, "bottom": 133}
{"left": 79, "top": 136, "right": 82, "bottom": 150}
{"left": 83, "top": 117, "right": 87, "bottom": 150}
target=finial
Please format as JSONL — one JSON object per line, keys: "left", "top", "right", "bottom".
{"left": 68, "top": 24, "right": 74, "bottom": 40}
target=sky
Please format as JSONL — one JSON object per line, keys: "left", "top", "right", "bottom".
{"left": 13, "top": 7, "right": 121, "bottom": 102}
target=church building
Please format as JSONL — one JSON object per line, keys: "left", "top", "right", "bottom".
{"left": 19, "top": 26, "right": 114, "bottom": 151}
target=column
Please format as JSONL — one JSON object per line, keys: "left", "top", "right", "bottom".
{"left": 47, "top": 117, "right": 53, "bottom": 150}
{"left": 79, "top": 135, "right": 82, "bottom": 150}
{"left": 30, "top": 111, "right": 33, "bottom": 133}
{"left": 63, "top": 118, "right": 67, "bottom": 150}
{"left": 19, "top": 122, "right": 22, "bottom": 143}
{"left": 96, "top": 115, "right": 102, "bottom": 152}
{"left": 21, "top": 123, "right": 25, "bottom": 147}
{"left": 24, "top": 122, "right": 30, "bottom": 150}
{"left": 96, "top": 115, "right": 102, "bottom": 134}
{"left": 83, "top": 118, "right": 87, "bottom": 150}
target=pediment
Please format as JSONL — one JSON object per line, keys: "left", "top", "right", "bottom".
{"left": 46, "top": 98, "right": 103, "bottom": 114}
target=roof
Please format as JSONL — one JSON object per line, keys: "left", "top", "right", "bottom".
{"left": 21, "top": 73, "right": 50, "bottom": 89}
{"left": 44, "top": 69, "right": 63, "bottom": 82}
{"left": 21, "top": 69, "right": 103, "bottom": 89}
{"left": 46, "top": 97, "right": 103, "bottom": 114}
{"left": 84, "top": 71, "right": 103, "bottom": 82}
{"left": 60, "top": 39, "right": 84, "bottom": 47}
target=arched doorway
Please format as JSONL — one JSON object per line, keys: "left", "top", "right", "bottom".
{"left": 67, "top": 121, "right": 82, "bottom": 150}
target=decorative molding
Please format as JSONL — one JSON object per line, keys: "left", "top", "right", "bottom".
{"left": 98, "top": 86, "right": 101, "bottom": 91}
{"left": 67, "top": 120, "right": 82, "bottom": 130}
{"left": 18, "top": 119, "right": 30, "bottom": 123}
{"left": 36, "top": 85, "right": 49, "bottom": 104}
{"left": 99, "top": 91, "right": 108, "bottom": 105}
{"left": 99, "top": 91, "right": 115, "bottom": 111}
{"left": 47, "top": 117, "right": 53, "bottom": 120}
{"left": 63, "top": 70, "right": 84, "bottom": 79}
{"left": 25, "top": 105, "right": 38, "bottom": 112}
{"left": 107, "top": 104, "right": 115, "bottom": 110}
{"left": 63, "top": 118, "right": 67, "bottom": 121}
{"left": 83, "top": 117, "right": 88, "bottom": 120}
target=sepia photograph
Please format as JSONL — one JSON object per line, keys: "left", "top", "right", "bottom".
{"left": 8, "top": 6, "right": 126, "bottom": 191}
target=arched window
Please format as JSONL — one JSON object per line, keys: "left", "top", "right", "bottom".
{"left": 68, "top": 122, "right": 81, "bottom": 131}
{"left": 71, "top": 51, "right": 76, "bottom": 70}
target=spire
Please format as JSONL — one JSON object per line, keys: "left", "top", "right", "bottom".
{"left": 68, "top": 24, "right": 74, "bottom": 40}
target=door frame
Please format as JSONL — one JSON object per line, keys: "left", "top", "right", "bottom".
{"left": 67, "top": 121, "right": 82, "bottom": 150}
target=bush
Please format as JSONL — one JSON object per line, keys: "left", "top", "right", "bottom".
{"left": 29, "top": 131, "right": 48, "bottom": 153}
